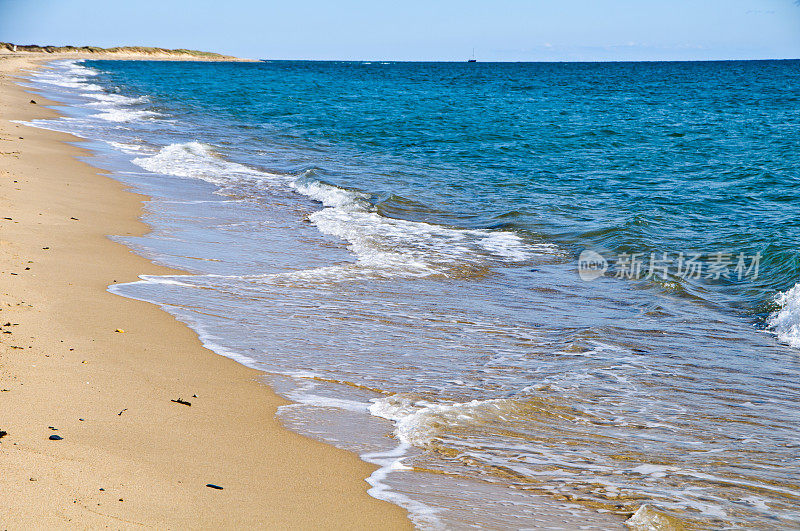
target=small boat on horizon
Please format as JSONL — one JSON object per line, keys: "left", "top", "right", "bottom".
{"left": 468, "top": 48, "right": 477, "bottom": 62}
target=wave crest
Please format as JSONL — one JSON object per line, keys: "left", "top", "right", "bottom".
{"left": 767, "top": 282, "right": 800, "bottom": 348}
{"left": 369, "top": 394, "right": 519, "bottom": 447}
{"left": 132, "top": 142, "right": 553, "bottom": 281}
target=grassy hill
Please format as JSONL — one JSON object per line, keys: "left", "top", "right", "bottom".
{"left": 0, "top": 42, "right": 242, "bottom": 60}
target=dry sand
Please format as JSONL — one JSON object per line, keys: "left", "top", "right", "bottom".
{"left": 0, "top": 55, "right": 411, "bottom": 529}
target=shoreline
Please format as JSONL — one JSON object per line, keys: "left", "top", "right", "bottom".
{"left": 0, "top": 56, "right": 410, "bottom": 528}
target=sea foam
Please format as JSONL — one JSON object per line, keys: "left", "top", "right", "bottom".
{"left": 767, "top": 282, "right": 800, "bottom": 348}
{"left": 132, "top": 142, "right": 550, "bottom": 281}
{"left": 26, "top": 59, "right": 103, "bottom": 92}
{"left": 93, "top": 108, "right": 162, "bottom": 122}
{"left": 133, "top": 141, "right": 283, "bottom": 186}
{"left": 369, "top": 394, "right": 517, "bottom": 447}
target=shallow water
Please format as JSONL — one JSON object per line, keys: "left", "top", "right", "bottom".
{"left": 21, "top": 59, "right": 800, "bottom": 529}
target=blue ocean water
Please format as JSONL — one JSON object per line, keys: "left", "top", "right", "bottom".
{"left": 23, "top": 59, "right": 800, "bottom": 529}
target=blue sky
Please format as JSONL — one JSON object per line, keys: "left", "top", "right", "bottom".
{"left": 1, "top": 0, "right": 799, "bottom": 61}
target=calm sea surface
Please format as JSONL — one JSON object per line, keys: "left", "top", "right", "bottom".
{"left": 23, "top": 59, "right": 800, "bottom": 529}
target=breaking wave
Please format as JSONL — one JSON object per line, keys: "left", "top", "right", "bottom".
{"left": 767, "top": 282, "right": 800, "bottom": 348}
{"left": 132, "top": 142, "right": 555, "bottom": 280}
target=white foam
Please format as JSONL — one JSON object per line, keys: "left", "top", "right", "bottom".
{"left": 369, "top": 394, "right": 515, "bottom": 447}
{"left": 292, "top": 178, "right": 370, "bottom": 209}
{"left": 279, "top": 396, "right": 370, "bottom": 413}
{"left": 13, "top": 117, "right": 91, "bottom": 139}
{"left": 132, "top": 141, "right": 284, "bottom": 186}
{"left": 107, "top": 141, "right": 147, "bottom": 154}
{"left": 480, "top": 231, "right": 544, "bottom": 261}
{"left": 26, "top": 60, "right": 161, "bottom": 125}
{"left": 27, "top": 59, "right": 103, "bottom": 92}
{"left": 131, "top": 142, "right": 552, "bottom": 281}
{"left": 86, "top": 92, "right": 148, "bottom": 107}
{"left": 134, "top": 275, "right": 198, "bottom": 288}
{"left": 293, "top": 178, "right": 547, "bottom": 277}
{"left": 767, "top": 282, "right": 800, "bottom": 348}
{"left": 83, "top": 91, "right": 160, "bottom": 122}
{"left": 280, "top": 380, "right": 371, "bottom": 413}
{"left": 625, "top": 505, "right": 680, "bottom": 530}
{"left": 94, "top": 108, "right": 161, "bottom": 122}
{"left": 361, "top": 440, "right": 446, "bottom": 530}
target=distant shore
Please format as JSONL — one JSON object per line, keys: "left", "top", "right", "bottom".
{"left": 0, "top": 42, "right": 257, "bottom": 62}
{"left": 0, "top": 55, "right": 409, "bottom": 528}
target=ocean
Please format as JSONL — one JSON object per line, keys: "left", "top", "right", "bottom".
{"left": 22, "top": 58, "right": 800, "bottom": 529}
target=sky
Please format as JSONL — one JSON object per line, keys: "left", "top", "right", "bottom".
{"left": 1, "top": 0, "right": 799, "bottom": 61}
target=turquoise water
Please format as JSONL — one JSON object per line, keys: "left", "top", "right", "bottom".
{"left": 24, "top": 59, "right": 800, "bottom": 529}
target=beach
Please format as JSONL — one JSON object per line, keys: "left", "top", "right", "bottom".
{"left": 2, "top": 51, "right": 798, "bottom": 530}
{"left": 0, "top": 55, "right": 411, "bottom": 529}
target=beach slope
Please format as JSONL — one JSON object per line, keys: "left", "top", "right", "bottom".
{"left": 0, "top": 56, "right": 410, "bottom": 529}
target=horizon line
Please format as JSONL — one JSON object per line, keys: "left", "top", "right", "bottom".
{"left": 249, "top": 57, "right": 800, "bottom": 63}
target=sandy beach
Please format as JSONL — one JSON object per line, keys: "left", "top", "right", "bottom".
{"left": 0, "top": 55, "right": 410, "bottom": 529}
